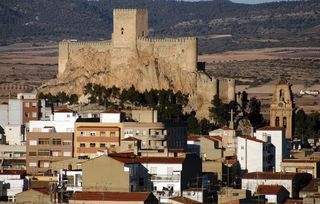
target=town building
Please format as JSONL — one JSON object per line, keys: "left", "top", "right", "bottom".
{"left": 255, "top": 126, "right": 289, "bottom": 172}
{"left": 255, "top": 184, "right": 290, "bottom": 203}
{"left": 0, "top": 144, "right": 26, "bottom": 170}
{"left": 0, "top": 170, "right": 29, "bottom": 202}
{"left": 281, "top": 159, "right": 320, "bottom": 178}
{"left": 242, "top": 172, "right": 312, "bottom": 198}
{"left": 26, "top": 107, "right": 78, "bottom": 174}
{"left": 69, "top": 191, "right": 159, "bottom": 204}
{"left": 15, "top": 187, "right": 53, "bottom": 204}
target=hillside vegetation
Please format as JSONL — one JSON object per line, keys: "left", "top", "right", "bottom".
{"left": 0, "top": 0, "right": 319, "bottom": 53}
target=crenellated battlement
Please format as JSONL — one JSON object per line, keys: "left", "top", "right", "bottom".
{"left": 137, "top": 36, "right": 196, "bottom": 44}
{"left": 59, "top": 41, "right": 111, "bottom": 47}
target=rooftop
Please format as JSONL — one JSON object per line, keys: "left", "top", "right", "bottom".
{"left": 243, "top": 172, "right": 301, "bottom": 180}
{"left": 170, "top": 196, "right": 202, "bottom": 204}
{"left": 239, "top": 135, "right": 264, "bottom": 143}
{"left": 70, "top": 191, "right": 152, "bottom": 201}
{"left": 257, "top": 126, "right": 284, "bottom": 131}
{"left": 256, "top": 185, "right": 286, "bottom": 195}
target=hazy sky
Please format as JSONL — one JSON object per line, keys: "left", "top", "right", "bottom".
{"left": 230, "top": 0, "right": 289, "bottom": 4}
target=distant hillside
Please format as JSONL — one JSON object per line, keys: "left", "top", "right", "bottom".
{"left": 0, "top": 0, "right": 319, "bottom": 53}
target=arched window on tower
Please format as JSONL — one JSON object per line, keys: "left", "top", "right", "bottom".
{"left": 283, "top": 117, "right": 287, "bottom": 128}
{"left": 279, "top": 89, "right": 284, "bottom": 101}
{"left": 121, "top": 27, "right": 124, "bottom": 35}
{"left": 275, "top": 117, "right": 280, "bottom": 127}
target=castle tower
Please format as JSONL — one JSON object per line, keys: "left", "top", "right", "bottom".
{"left": 112, "top": 9, "right": 148, "bottom": 48}
{"left": 269, "top": 79, "right": 293, "bottom": 139}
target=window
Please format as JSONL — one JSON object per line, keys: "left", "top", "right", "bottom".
{"left": 100, "top": 143, "right": 106, "bottom": 148}
{"left": 43, "top": 162, "right": 50, "bottom": 168}
{"left": 90, "top": 132, "right": 96, "bottom": 136}
{"left": 32, "top": 102, "right": 37, "bottom": 107}
{"left": 275, "top": 117, "right": 280, "bottom": 127}
{"left": 38, "top": 150, "right": 50, "bottom": 156}
{"left": 52, "top": 151, "right": 60, "bottom": 157}
{"left": 90, "top": 143, "right": 96, "bottom": 147}
{"left": 80, "top": 131, "right": 85, "bottom": 136}
{"left": 110, "top": 131, "right": 115, "bottom": 137}
{"left": 63, "top": 140, "right": 72, "bottom": 146}
{"left": 38, "top": 138, "right": 50, "bottom": 145}
{"left": 121, "top": 27, "right": 124, "bottom": 35}
{"left": 24, "top": 112, "right": 29, "bottom": 117}
{"left": 241, "top": 146, "right": 244, "bottom": 150}
{"left": 52, "top": 138, "right": 62, "bottom": 145}
{"left": 63, "top": 152, "right": 72, "bottom": 157}
{"left": 80, "top": 143, "right": 85, "bottom": 147}
{"left": 32, "top": 112, "right": 37, "bottom": 118}
{"left": 29, "top": 140, "right": 37, "bottom": 146}
{"left": 100, "top": 132, "right": 106, "bottom": 137}
{"left": 24, "top": 103, "right": 30, "bottom": 108}
{"left": 29, "top": 162, "right": 37, "bottom": 167}
{"left": 29, "top": 152, "right": 37, "bottom": 156}
{"left": 283, "top": 117, "right": 287, "bottom": 128}
{"left": 139, "top": 178, "right": 144, "bottom": 186}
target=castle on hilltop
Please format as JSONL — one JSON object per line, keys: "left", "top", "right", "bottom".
{"left": 55, "top": 9, "right": 235, "bottom": 118}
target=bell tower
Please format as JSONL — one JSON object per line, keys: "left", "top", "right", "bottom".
{"left": 270, "top": 79, "right": 293, "bottom": 139}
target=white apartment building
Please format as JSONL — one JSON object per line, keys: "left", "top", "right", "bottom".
{"left": 255, "top": 126, "right": 289, "bottom": 172}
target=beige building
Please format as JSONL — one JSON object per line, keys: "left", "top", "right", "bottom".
{"left": 281, "top": 159, "right": 320, "bottom": 178}
{"left": 82, "top": 154, "right": 150, "bottom": 192}
{"left": 269, "top": 79, "right": 293, "bottom": 139}
{"left": 15, "top": 188, "right": 53, "bottom": 204}
{"left": 26, "top": 132, "right": 73, "bottom": 174}
{"left": 69, "top": 191, "right": 159, "bottom": 204}
{"left": 74, "top": 109, "right": 186, "bottom": 158}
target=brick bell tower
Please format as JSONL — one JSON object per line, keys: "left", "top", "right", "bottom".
{"left": 269, "top": 79, "right": 294, "bottom": 139}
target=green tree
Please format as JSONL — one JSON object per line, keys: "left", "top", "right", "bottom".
{"left": 209, "top": 95, "right": 228, "bottom": 127}
{"left": 247, "top": 97, "right": 266, "bottom": 129}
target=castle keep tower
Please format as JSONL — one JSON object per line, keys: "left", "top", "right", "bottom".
{"left": 112, "top": 9, "right": 148, "bottom": 48}
{"left": 270, "top": 79, "right": 293, "bottom": 139}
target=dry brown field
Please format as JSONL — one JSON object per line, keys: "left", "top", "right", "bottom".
{"left": 0, "top": 43, "right": 319, "bottom": 116}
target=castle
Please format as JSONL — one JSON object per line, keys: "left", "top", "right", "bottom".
{"left": 49, "top": 9, "right": 235, "bottom": 118}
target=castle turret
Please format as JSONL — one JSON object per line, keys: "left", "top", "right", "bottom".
{"left": 112, "top": 9, "right": 148, "bottom": 48}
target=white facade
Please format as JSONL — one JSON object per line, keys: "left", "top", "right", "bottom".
{"left": 59, "top": 169, "right": 82, "bottom": 192}
{"left": 0, "top": 104, "right": 8, "bottom": 129}
{"left": 0, "top": 144, "right": 26, "bottom": 158}
{"left": 237, "top": 136, "right": 264, "bottom": 172}
{"left": 0, "top": 174, "right": 28, "bottom": 202}
{"left": 29, "top": 111, "right": 78, "bottom": 133}
{"left": 100, "top": 112, "right": 121, "bottom": 123}
{"left": 8, "top": 99, "right": 22, "bottom": 125}
{"left": 141, "top": 162, "right": 182, "bottom": 202}
{"left": 5, "top": 124, "right": 23, "bottom": 145}
{"left": 242, "top": 178, "right": 292, "bottom": 197}
{"left": 255, "top": 128, "right": 288, "bottom": 172}
{"left": 17, "top": 93, "right": 37, "bottom": 100}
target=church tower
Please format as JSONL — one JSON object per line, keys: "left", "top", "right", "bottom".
{"left": 270, "top": 79, "right": 293, "bottom": 139}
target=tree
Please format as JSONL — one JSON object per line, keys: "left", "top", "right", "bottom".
{"left": 247, "top": 97, "right": 266, "bottom": 129}
{"left": 209, "top": 95, "right": 228, "bottom": 127}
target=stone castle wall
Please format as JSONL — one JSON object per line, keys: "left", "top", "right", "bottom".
{"left": 58, "top": 41, "right": 112, "bottom": 76}
{"left": 49, "top": 9, "right": 235, "bottom": 119}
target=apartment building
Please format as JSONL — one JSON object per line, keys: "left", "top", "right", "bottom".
{"left": 26, "top": 107, "right": 78, "bottom": 174}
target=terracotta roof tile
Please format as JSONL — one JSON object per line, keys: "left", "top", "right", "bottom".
{"left": 100, "top": 109, "right": 120, "bottom": 113}
{"left": 187, "top": 135, "right": 201, "bottom": 141}
{"left": 32, "top": 187, "right": 50, "bottom": 195}
{"left": 243, "top": 172, "right": 300, "bottom": 180}
{"left": 110, "top": 154, "right": 185, "bottom": 164}
{"left": 284, "top": 199, "right": 303, "bottom": 204}
{"left": 170, "top": 196, "right": 202, "bottom": 204}
{"left": 257, "top": 126, "right": 284, "bottom": 131}
{"left": 256, "top": 185, "right": 286, "bottom": 195}
{"left": 205, "top": 136, "right": 222, "bottom": 142}
{"left": 54, "top": 107, "right": 74, "bottom": 113}
{"left": 238, "top": 135, "right": 264, "bottom": 143}
{"left": 122, "top": 136, "right": 141, "bottom": 141}
{"left": 70, "top": 191, "right": 152, "bottom": 201}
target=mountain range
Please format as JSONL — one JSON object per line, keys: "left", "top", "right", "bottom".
{"left": 1, "top": 0, "right": 319, "bottom": 53}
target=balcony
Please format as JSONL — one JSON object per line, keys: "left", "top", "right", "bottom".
{"left": 151, "top": 174, "right": 180, "bottom": 182}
